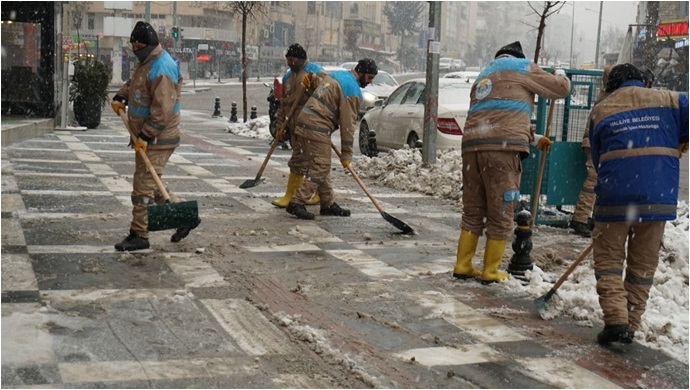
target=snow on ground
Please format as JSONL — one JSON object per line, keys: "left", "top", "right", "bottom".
{"left": 228, "top": 118, "right": 689, "bottom": 364}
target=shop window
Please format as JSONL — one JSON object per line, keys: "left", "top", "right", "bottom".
{"left": 1, "top": 21, "right": 43, "bottom": 113}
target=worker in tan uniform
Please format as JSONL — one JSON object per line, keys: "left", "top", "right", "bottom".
{"left": 271, "top": 43, "right": 323, "bottom": 208}
{"left": 111, "top": 21, "right": 198, "bottom": 251}
{"left": 570, "top": 65, "right": 613, "bottom": 237}
{"left": 285, "top": 59, "right": 378, "bottom": 220}
{"left": 452, "top": 41, "right": 571, "bottom": 284}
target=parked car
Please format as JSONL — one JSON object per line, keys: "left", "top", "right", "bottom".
{"left": 360, "top": 70, "right": 399, "bottom": 116}
{"left": 339, "top": 61, "right": 358, "bottom": 70}
{"left": 439, "top": 57, "right": 453, "bottom": 72}
{"left": 452, "top": 59, "right": 466, "bottom": 71}
{"left": 359, "top": 78, "right": 472, "bottom": 157}
{"left": 443, "top": 70, "right": 480, "bottom": 84}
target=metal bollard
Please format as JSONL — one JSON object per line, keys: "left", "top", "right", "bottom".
{"left": 212, "top": 97, "right": 222, "bottom": 118}
{"left": 507, "top": 209, "right": 534, "bottom": 282}
{"left": 250, "top": 105, "right": 257, "bottom": 119}
{"left": 229, "top": 101, "right": 238, "bottom": 123}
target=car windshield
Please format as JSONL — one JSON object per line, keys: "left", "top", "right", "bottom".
{"left": 371, "top": 73, "right": 397, "bottom": 87}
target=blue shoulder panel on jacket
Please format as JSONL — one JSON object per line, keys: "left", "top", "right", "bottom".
{"left": 478, "top": 57, "right": 531, "bottom": 79}
{"left": 329, "top": 70, "right": 362, "bottom": 99}
{"left": 149, "top": 51, "right": 180, "bottom": 83}
{"left": 304, "top": 62, "right": 323, "bottom": 73}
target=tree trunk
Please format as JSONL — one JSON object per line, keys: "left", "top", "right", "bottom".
{"left": 242, "top": 12, "right": 248, "bottom": 122}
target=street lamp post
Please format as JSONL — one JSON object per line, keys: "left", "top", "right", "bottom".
{"left": 595, "top": 1, "right": 603, "bottom": 68}
{"left": 569, "top": 2, "right": 575, "bottom": 68}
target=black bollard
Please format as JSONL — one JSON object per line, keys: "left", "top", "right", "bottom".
{"left": 229, "top": 101, "right": 238, "bottom": 123}
{"left": 507, "top": 209, "right": 534, "bottom": 282}
{"left": 212, "top": 97, "right": 222, "bottom": 118}
{"left": 250, "top": 105, "right": 257, "bottom": 119}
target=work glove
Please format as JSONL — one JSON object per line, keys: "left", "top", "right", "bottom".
{"left": 679, "top": 142, "right": 689, "bottom": 157}
{"left": 341, "top": 159, "right": 350, "bottom": 168}
{"left": 275, "top": 127, "right": 285, "bottom": 141}
{"left": 535, "top": 135, "right": 554, "bottom": 152}
{"left": 554, "top": 68, "right": 567, "bottom": 77}
{"left": 133, "top": 137, "right": 148, "bottom": 153}
{"left": 111, "top": 95, "right": 127, "bottom": 115}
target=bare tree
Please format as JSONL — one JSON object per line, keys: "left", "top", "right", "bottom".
{"left": 225, "top": 1, "right": 267, "bottom": 122}
{"left": 527, "top": 1, "right": 565, "bottom": 64}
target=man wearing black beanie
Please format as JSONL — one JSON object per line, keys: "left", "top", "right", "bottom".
{"left": 271, "top": 43, "right": 324, "bottom": 208}
{"left": 110, "top": 21, "right": 199, "bottom": 251}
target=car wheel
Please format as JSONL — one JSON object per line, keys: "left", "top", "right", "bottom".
{"left": 359, "top": 121, "right": 378, "bottom": 157}
{"left": 407, "top": 132, "right": 419, "bottom": 149}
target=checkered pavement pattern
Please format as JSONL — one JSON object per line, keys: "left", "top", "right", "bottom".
{"left": 1, "top": 110, "right": 686, "bottom": 388}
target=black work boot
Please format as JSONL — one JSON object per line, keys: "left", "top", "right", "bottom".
{"left": 171, "top": 218, "right": 202, "bottom": 243}
{"left": 286, "top": 203, "right": 315, "bottom": 220}
{"left": 320, "top": 202, "right": 351, "bottom": 217}
{"left": 115, "top": 230, "right": 150, "bottom": 252}
{"left": 597, "top": 324, "right": 633, "bottom": 345}
{"left": 569, "top": 220, "right": 592, "bottom": 237}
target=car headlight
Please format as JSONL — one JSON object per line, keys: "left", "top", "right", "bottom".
{"left": 362, "top": 91, "right": 377, "bottom": 110}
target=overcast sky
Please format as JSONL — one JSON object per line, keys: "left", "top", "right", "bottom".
{"left": 570, "top": 1, "right": 639, "bottom": 33}
{"left": 552, "top": 1, "right": 639, "bottom": 63}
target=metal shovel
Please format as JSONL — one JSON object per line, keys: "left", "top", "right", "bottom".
{"left": 119, "top": 112, "right": 199, "bottom": 231}
{"left": 331, "top": 143, "right": 415, "bottom": 235}
{"left": 534, "top": 243, "right": 593, "bottom": 318}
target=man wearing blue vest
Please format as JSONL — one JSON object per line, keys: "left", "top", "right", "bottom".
{"left": 589, "top": 63, "right": 688, "bottom": 345}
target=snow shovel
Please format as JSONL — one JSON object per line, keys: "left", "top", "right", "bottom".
{"left": 529, "top": 95, "right": 557, "bottom": 231}
{"left": 118, "top": 112, "right": 199, "bottom": 232}
{"left": 534, "top": 243, "right": 593, "bottom": 319}
{"left": 331, "top": 143, "right": 415, "bottom": 235}
{"left": 239, "top": 86, "right": 306, "bottom": 189}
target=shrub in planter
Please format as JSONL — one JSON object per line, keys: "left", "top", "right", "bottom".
{"left": 69, "top": 59, "right": 112, "bottom": 129}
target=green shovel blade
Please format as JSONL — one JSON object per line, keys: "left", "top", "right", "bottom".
{"left": 148, "top": 200, "right": 199, "bottom": 231}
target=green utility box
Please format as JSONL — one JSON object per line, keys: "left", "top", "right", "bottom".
{"left": 520, "top": 69, "right": 605, "bottom": 226}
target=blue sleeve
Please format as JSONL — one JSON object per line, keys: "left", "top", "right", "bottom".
{"left": 589, "top": 118, "right": 600, "bottom": 172}
{"left": 679, "top": 94, "right": 689, "bottom": 144}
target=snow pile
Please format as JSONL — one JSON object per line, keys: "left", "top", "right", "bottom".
{"left": 227, "top": 116, "right": 272, "bottom": 139}
{"left": 354, "top": 147, "right": 464, "bottom": 200}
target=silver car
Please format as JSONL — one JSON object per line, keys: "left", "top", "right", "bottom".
{"left": 359, "top": 78, "right": 472, "bottom": 157}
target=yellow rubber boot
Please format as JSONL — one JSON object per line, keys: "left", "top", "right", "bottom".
{"left": 452, "top": 230, "right": 481, "bottom": 279}
{"left": 271, "top": 173, "right": 304, "bottom": 208}
{"left": 305, "top": 192, "right": 320, "bottom": 206}
{"left": 481, "top": 238, "right": 509, "bottom": 284}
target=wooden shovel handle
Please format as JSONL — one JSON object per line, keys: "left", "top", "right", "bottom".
{"left": 118, "top": 112, "right": 172, "bottom": 202}
{"left": 331, "top": 143, "right": 385, "bottom": 214}
{"left": 529, "top": 96, "right": 557, "bottom": 230}
{"left": 552, "top": 243, "right": 593, "bottom": 291}
{"left": 254, "top": 85, "right": 306, "bottom": 179}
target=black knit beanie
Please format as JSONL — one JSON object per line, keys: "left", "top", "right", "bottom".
{"left": 285, "top": 43, "right": 307, "bottom": 59}
{"left": 355, "top": 58, "right": 378, "bottom": 75}
{"left": 606, "top": 63, "right": 645, "bottom": 93}
{"left": 495, "top": 41, "right": 525, "bottom": 59}
{"left": 130, "top": 21, "right": 159, "bottom": 46}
